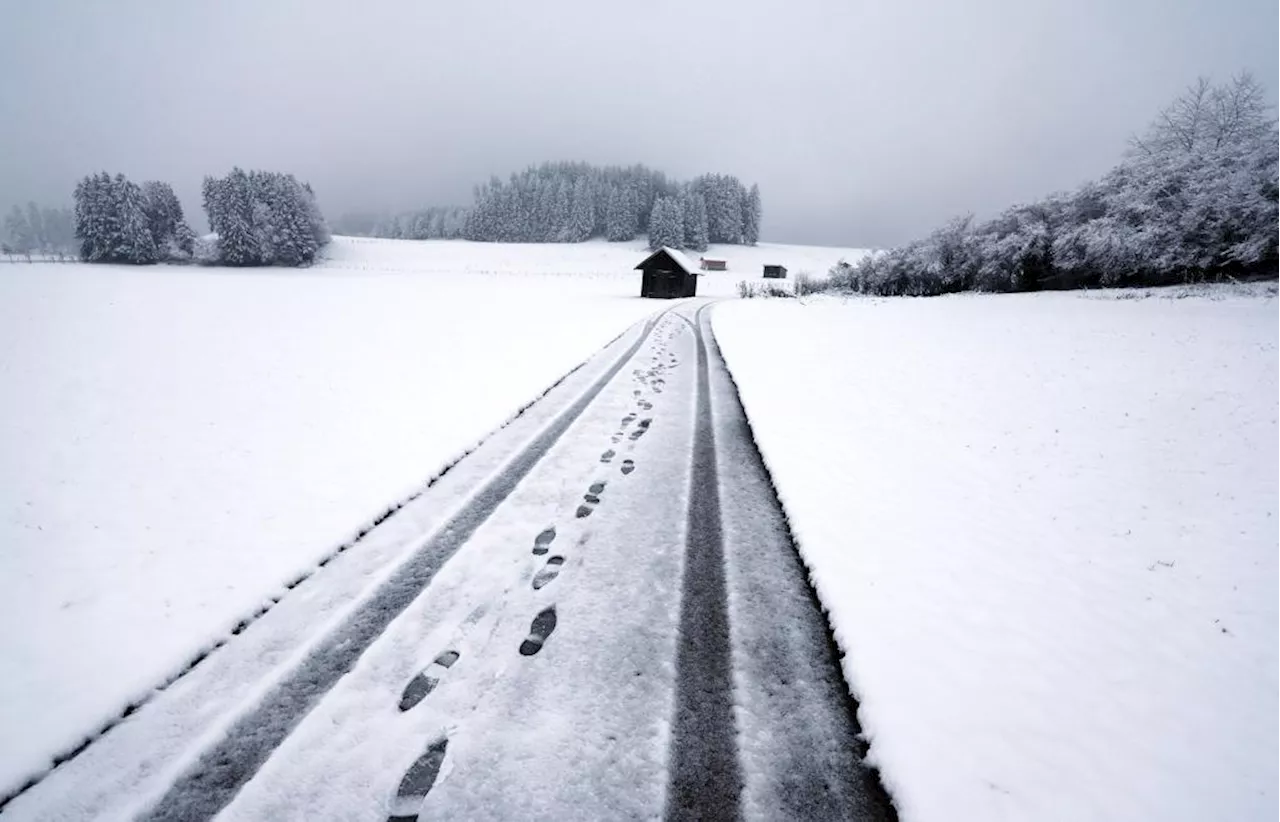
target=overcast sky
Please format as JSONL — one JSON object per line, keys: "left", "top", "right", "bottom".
{"left": 0, "top": 0, "right": 1275, "bottom": 247}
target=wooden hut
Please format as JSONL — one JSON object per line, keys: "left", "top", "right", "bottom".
{"left": 636, "top": 247, "right": 698, "bottom": 299}
{"left": 762, "top": 264, "right": 787, "bottom": 279}
{"left": 699, "top": 256, "right": 727, "bottom": 271}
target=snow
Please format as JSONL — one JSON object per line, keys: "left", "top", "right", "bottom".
{"left": 711, "top": 287, "right": 1278, "bottom": 821}
{"left": 0, "top": 235, "right": 865, "bottom": 800}
{"left": 212, "top": 311, "right": 703, "bottom": 822}
{"left": 0, "top": 318, "right": 652, "bottom": 821}
{"left": 634, "top": 246, "right": 699, "bottom": 275}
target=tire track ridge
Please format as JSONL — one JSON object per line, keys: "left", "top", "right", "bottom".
{"left": 701, "top": 304, "right": 899, "bottom": 820}
{"left": 665, "top": 301, "right": 741, "bottom": 821}
{"left": 137, "top": 306, "right": 678, "bottom": 822}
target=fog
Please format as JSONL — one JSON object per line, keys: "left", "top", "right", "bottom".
{"left": 0, "top": 0, "right": 1275, "bottom": 247}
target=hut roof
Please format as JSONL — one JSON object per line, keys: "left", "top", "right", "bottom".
{"left": 634, "top": 247, "right": 698, "bottom": 275}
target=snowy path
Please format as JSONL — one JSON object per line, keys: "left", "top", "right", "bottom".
{"left": 2, "top": 301, "right": 893, "bottom": 822}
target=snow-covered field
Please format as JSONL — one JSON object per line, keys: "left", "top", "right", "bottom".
{"left": 713, "top": 285, "right": 1278, "bottom": 822}
{"left": 0, "top": 235, "right": 865, "bottom": 798}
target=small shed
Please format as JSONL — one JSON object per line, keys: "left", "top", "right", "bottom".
{"left": 699, "top": 256, "right": 727, "bottom": 271}
{"left": 762, "top": 264, "right": 787, "bottom": 279}
{"left": 636, "top": 247, "right": 698, "bottom": 299}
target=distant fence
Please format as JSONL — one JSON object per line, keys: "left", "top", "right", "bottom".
{"left": 0, "top": 252, "right": 80, "bottom": 263}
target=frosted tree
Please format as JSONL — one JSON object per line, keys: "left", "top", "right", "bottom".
{"left": 3, "top": 206, "right": 34, "bottom": 255}
{"left": 24, "top": 203, "right": 45, "bottom": 251}
{"left": 75, "top": 173, "right": 115, "bottom": 261}
{"left": 833, "top": 73, "right": 1276, "bottom": 296}
{"left": 605, "top": 186, "right": 633, "bottom": 241}
{"left": 114, "top": 175, "right": 159, "bottom": 264}
{"left": 42, "top": 206, "right": 75, "bottom": 254}
{"left": 141, "top": 181, "right": 194, "bottom": 257}
{"left": 647, "top": 196, "right": 684, "bottom": 250}
{"left": 694, "top": 173, "right": 747, "bottom": 244}
{"left": 682, "top": 191, "right": 708, "bottom": 251}
{"left": 1130, "top": 73, "right": 1271, "bottom": 158}
{"left": 72, "top": 172, "right": 157, "bottom": 264}
{"left": 567, "top": 177, "right": 594, "bottom": 242}
{"left": 742, "top": 184, "right": 761, "bottom": 245}
{"left": 397, "top": 162, "right": 755, "bottom": 245}
{"left": 207, "top": 168, "right": 259, "bottom": 265}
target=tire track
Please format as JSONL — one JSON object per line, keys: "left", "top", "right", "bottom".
{"left": 701, "top": 305, "right": 899, "bottom": 821}
{"left": 137, "top": 306, "right": 677, "bottom": 822}
{"left": 665, "top": 302, "right": 741, "bottom": 821}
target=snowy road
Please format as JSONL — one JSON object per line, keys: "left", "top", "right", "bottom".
{"left": 2, "top": 300, "right": 893, "bottom": 822}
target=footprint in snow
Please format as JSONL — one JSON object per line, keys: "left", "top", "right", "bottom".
{"left": 387, "top": 737, "right": 448, "bottom": 821}
{"left": 628, "top": 419, "right": 652, "bottom": 442}
{"left": 621, "top": 459, "right": 635, "bottom": 475}
{"left": 600, "top": 449, "right": 616, "bottom": 464}
{"left": 398, "top": 651, "right": 460, "bottom": 712}
{"left": 533, "top": 526, "right": 556, "bottom": 555}
{"left": 519, "top": 606, "right": 558, "bottom": 656}
{"left": 577, "top": 482, "right": 605, "bottom": 518}
{"left": 532, "top": 556, "right": 565, "bottom": 590}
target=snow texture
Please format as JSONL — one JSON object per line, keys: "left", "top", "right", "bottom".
{"left": 711, "top": 287, "right": 1278, "bottom": 822}
{"left": 0, "top": 235, "right": 865, "bottom": 799}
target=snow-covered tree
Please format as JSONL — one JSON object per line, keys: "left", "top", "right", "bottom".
{"left": 73, "top": 172, "right": 158, "bottom": 264}
{"left": 742, "top": 184, "right": 761, "bottom": 245}
{"left": 3, "top": 206, "right": 34, "bottom": 255}
{"left": 605, "top": 185, "right": 632, "bottom": 242}
{"left": 683, "top": 191, "right": 709, "bottom": 252}
{"left": 141, "top": 180, "right": 194, "bottom": 257}
{"left": 834, "top": 73, "right": 1277, "bottom": 296}
{"left": 567, "top": 177, "right": 594, "bottom": 242}
{"left": 406, "top": 162, "right": 755, "bottom": 246}
{"left": 114, "top": 175, "right": 159, "bottom": 264}
{"left": 647, "top": 196, "right": 684, "bottom": 250}
{"left": 200, "top": 168, "right": 327, "bottom": 266}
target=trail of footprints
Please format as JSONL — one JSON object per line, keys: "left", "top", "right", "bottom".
{"left": 385, "top": 318, "right": 683, "bottom": 820}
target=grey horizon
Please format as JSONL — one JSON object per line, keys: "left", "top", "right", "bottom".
{"left": 0, "top": 0, "right": 1275, "bottom": 248}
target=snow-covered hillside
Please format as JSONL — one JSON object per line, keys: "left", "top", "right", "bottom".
{"left": 712, "top": 286, "right": 1278, "bottom": 822}
{"left": 0, "top": 235, "right": 867, "bottom": 798}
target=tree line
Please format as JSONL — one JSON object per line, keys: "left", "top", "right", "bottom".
{"left": 831, "top": 73, "right": 1278, "bottom": 295}
{"left": 7, "top": 168, "right": 332, "bottom": 266}
{"left": 201, "top": 169, "right": 330, "bottom": 266}
{"left": 335, "top": 162, "right": 762, "bottom": 250}
{"left": 1, "top": 203, "right": 76, "bottom": 257}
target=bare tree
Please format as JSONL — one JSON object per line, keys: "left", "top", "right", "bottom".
{"left": 1131, "top": 76, "right": 1213, "bottom": 155}
{"left": 1132, "top": 73, "right": 1274, "bottom": 156}
{"left": 1209, "top": 71, "right": 1270, "bottom": 149}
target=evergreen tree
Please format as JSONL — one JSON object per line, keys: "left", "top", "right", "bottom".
{"left": 567, "top": 177, "right": 594, "bottom": 242}
{"left": 742, "top": 184, "right": 761, "bottom": 245}
{"left": 213, "top": 167, "right": 261, "bottom": 266}
{"left": 200, "top": 168, "right": 327, "bottom": 266}
{"left": 3, "top": 206, "right": 34, "bottom": 254}
{"left": 391, "top": 161, "right": 757, "bottom": 246}
{"left": 73, "top": 172, "right": 157, "bottom": 263}
{"left": 25, "top": 203, "right": 45, "bottom": 251}
{"left": 647, "top": 196, "right": 684, "bottom": 250}
{"left": 141, "top": 180, "right": 194, "bottom": 257}
{"left": 683, "top": 191, "right": 709, "bottom": 251}
{"left": 605, "top": 186, "right": 632, "bottom": 241}
{"left": 114, "top": 175, "right": 159, "bottom": 264}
